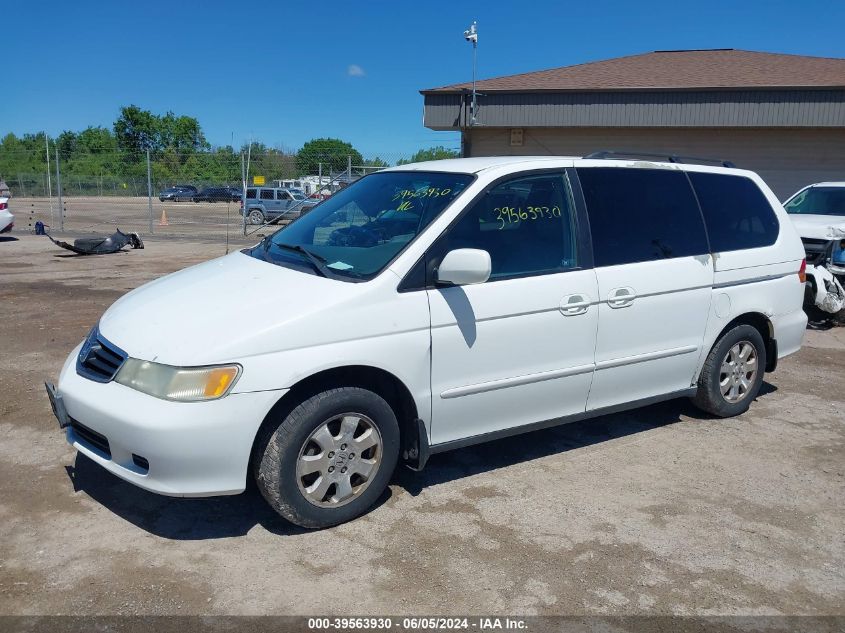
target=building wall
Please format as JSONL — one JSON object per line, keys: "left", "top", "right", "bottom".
{"left": 424, "top": 90, "right": 845, "bottom": 130}
{"left": 465, "top": 127, "right": 845, "bottom": 198}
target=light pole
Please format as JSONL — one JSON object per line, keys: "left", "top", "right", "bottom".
{"left": 463, "top": 21, "right": 478, "bottom": 126}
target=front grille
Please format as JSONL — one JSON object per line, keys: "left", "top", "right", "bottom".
{"left": 801, "top": 237, "right": 831, "bottom": 266}
{"left": 70, "top": 419, "right": 111, "bottom": 457}
{"left": 76, "top": 327, "right": 127, "bottom": 383}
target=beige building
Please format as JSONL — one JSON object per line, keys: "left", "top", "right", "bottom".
{"left": 421, "top": 49, "right": 845, "bottom": 198}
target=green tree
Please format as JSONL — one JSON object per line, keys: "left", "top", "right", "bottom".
{"left": 362, "top": 156, "right": 389, "bottom": 168}
{"left": 114, "top": 105, "right": 206, "bottom": 156}
{"left": 398, "top": 146, "right": 460, "bottom": 165}
{"left": 114, "top": 105, "right": 160, "bottom": 154}
{"left": 296, "top": 138, "right": 363, "bottom": 175}
{"left": 77, "top": 126, "right": 117, "bottom": 153}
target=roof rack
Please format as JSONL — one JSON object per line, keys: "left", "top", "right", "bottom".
{"left": 584, "top": 150, "right": 736, "bottom": 169}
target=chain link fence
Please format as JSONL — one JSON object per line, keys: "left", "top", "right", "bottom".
{"left": 0, "top": 146, "right": 418, "bottom": 243}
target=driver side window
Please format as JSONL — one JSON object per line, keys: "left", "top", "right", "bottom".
{"left": 434, "top": 172, "right": 579, "bottom": 281}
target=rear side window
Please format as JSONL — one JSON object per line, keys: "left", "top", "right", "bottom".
{"left": 577, "top": 168, "right": 708, "bottom": 267}
{"left": 689, "top": 173, "right": 779, "bottom": 252}
{"left": 260, "top": 189, "right": 274, "bottom": 200}
{"left": 246, "top": 188, "right": 256, "bottom": 198}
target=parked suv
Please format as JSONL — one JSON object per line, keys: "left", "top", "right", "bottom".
{"left": 192, "top": 186, "right": 241, "bottom": 202}
{"left": 47, "top": 155, "right": 807, "bottom": 529}
{"left": 241, "top": 186, "right": 316, "bottom": 224}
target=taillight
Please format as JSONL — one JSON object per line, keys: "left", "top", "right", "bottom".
{"left": 798, "top": 258, "right": 807, "bottom": 283}
{"left": 0, "top": 202, "right": 6, "bottom": 210}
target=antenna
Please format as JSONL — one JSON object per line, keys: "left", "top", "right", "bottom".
{"left": 463, "top": 21, "right": 478, "bottom": 126}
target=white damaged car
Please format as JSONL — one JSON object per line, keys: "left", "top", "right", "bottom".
{"left": 0, "top": 197, "right": 13, "bottom": 235}
{"left": 784, "top": 182, "right": 845, "bottom": 318}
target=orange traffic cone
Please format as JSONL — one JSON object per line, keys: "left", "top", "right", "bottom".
{"left": 159, "top": 208, "right": 169, "bottom": 226}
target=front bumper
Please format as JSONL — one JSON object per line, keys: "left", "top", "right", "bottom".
{"left": 54, "top": 344, "right": 286, "bottom": 497}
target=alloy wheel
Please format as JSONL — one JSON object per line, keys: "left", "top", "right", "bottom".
{"left": 719, "top": 341, "right": 758, "bottom": 403}
{"left": 296, "top": 413, "right": 383, "bottom": 508}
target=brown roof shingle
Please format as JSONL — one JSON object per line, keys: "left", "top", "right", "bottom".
{"left": 422, "top": 49, "right": 845, "bottom": 93}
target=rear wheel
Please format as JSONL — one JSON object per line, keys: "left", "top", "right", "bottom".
{"left": 254, "top": 387, "right": 399, "bottom": 529}
{"left": 248, "top": 209, "right": 265, "bottom": 225}
{"left": 691, "top": 324, "right": 766, "bottom": 417}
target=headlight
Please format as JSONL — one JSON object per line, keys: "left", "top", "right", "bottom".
{"left": 114, "top": 359, "right": 241, "bottom": 402}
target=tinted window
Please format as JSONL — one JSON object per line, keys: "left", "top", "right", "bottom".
{"left": 279, "top": 191, "right": 292, "bottom": 200}
{"left": 246, "top": 188, "right": 256, "bottom": 198}
{"left": 434, "top": 173, "right": 579, "bottom": 280}
{"left": 689, "top": 172, "right": 779, "bottom": 251}
{"left": 784, "top": 186, "right": 845, "bottom": 217}
{"left": 577, "top": 168, "right": 708, "bottom": 267}
{"left": 260, "top": 189, "right": 274, "bottom": 200}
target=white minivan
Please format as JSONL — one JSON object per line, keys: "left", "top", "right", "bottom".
{"left": 47, "top": 155, "right": 808, "bottom": 528}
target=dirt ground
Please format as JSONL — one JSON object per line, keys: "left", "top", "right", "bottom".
{"left": 1, "top": 233, "right": 843, "bottom": 617}
{"left": 12, "top": 196, "right": 267, "bottom": 242}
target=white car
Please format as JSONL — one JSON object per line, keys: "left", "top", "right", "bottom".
{"left": 0, "top": 197, "right": 13, "bottom": 234}
{"left": 784, "top": 182, "right": 845, "bottom": 315}
{"left": 47, "top": 155, "right": 807, "bottom": 528}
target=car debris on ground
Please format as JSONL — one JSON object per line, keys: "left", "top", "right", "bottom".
{"left": 46, "top": 229, "right": 144, "bottom": 255}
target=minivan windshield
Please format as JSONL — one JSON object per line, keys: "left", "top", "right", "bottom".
{"left": 784, "top": 187, "right": 845, "bottom": 216}
{"left": 251, "top": 171, "right": 474, "bottom": 280}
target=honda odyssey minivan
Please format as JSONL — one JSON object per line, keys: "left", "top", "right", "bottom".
{"left": 47, "top": 155, "right": 807, "bottom": 528}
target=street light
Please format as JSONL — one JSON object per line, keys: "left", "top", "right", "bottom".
{"left": 464, "top": 21, "right": 478, "bottom": 126}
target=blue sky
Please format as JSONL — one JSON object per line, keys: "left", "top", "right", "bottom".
{"left": 4, "top": 0, "right": 845, "bottom": 159}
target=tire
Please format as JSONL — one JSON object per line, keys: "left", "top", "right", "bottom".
{"left": 248, "top": 209, "right": 265, "bottom": 225}
{"left": 691, "top": 324, "right": 766, "bottom": 417}
{"left": 253, "top": 387, "right": 400, "bottom": 529}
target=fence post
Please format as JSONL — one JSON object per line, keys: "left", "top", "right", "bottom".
{"left": 241, "top": 152, "right": 247, "bottom": 236}
{"left": 55, "top": 147, "right": 64, "bottom": 232}
{"left": 146, "top": 149, "right": 154, "bottom": 234}
{"left": 347, "top": 155, "right": 352, "bottom": 182}
{"left": 45, "top": 135, "right": 53, "bottom": 226}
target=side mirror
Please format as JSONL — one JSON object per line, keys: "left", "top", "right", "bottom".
{"left": 436, "top": 249, "right": 491, "bottom": 286}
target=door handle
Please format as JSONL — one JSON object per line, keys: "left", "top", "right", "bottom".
{"left": 607, "top": 287, "right": 636, "bottom": 308}
{"left": 560, "top": 294, "right": 591, "bottom": 316}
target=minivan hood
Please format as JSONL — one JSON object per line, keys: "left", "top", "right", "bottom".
{"left": 99, "top": 251, "right": 359, "bottom": 365}
{"left": 788, "top": 214, "right": 845, "bottom": 240}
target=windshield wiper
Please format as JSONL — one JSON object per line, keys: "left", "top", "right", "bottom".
{"left": 274, "top": 243, "right": 334, "bottom": 278}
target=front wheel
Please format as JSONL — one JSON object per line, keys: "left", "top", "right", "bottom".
{"left": 253, "top": 387, "right": 400, "bottom": 528}
{"left": 691, "top": 324, "right": 766, "bottom": 417}
{"left": 248, "top": 209, "right": 265, "bottom": 225}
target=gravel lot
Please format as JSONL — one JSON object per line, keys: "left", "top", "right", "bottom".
{"left": 1, "top": 233, "right": 843, "bottom": 617}
{"left": 11, "top": 196, "right": 265, "bottom": 242}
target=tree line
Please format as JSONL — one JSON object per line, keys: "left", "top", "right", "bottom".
{"left": 0, "top": 106, "right": 459, "bottom": 196}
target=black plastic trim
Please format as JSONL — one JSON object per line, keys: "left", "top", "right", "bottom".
{"left": 70, "top": 419, "right": 111, "bottom": 458}
{"left": 402, "top": 418, "right": 431, "bottom": 471}
{"left": 766, "top": 339, "right": 778, "bottom": 373}
{"left": 585, "top": 150, "right": 736, "bottom": 168}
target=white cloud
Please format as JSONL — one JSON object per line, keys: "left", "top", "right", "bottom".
{"left": 347, "top": 64, "right": 365, "bottom": 77}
